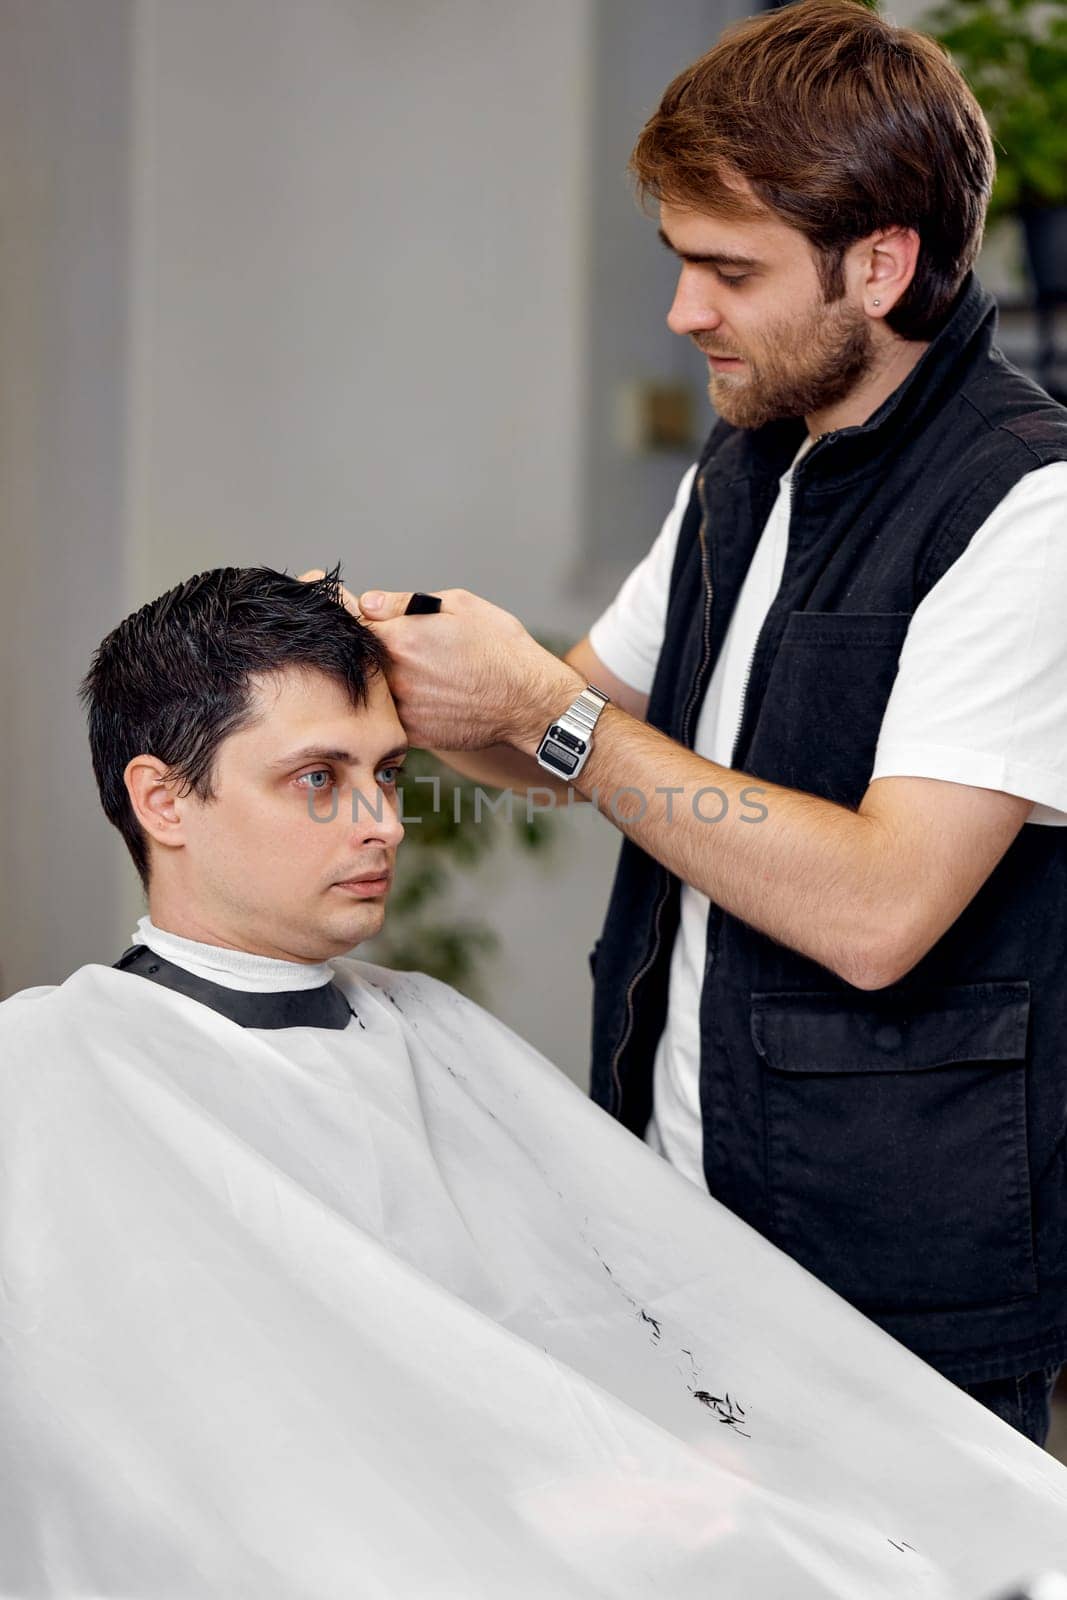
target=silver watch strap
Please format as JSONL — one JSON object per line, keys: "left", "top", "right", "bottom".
{"left": 567, "top": 685, "right": 610, "bottom": 735}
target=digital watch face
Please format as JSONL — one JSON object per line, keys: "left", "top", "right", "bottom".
{"left": 542, "top": 738, "right": 579, "bottom": 775}
{"left": 541, "top": 723, "right": 586, "bottom": 776}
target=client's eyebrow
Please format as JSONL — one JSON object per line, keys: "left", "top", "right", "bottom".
{"left": 270, "top": 743, "right": 409, "bottom": 771}
{"left": 656, "top": 227, "right": 761, "bottom": 269}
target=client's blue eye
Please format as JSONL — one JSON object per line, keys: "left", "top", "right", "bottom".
{"left": 376, "top": 765, "right": 402, "bottom": 787}
{"left": 297, "top": 769, "right": 333, "bottom": 791}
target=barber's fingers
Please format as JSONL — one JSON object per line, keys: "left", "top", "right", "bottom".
{"left": 359, "top": 590, "right": 414, "bottom": 620}
{"left": 360, "top": 589, "right": 465, "bottom": 620}
{"left": 297, "top": 568, "right": 364, "bottom": 620}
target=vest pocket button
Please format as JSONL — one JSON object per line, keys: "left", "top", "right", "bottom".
{"left": 872, "top": 1023, "right": 903, "bottom": 1050}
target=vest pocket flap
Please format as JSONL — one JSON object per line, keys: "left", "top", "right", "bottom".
{"left": 750, "top": 982, "right": 1030, "bottom": 1075}
{"left": 779, "top": 611, "right": 913, "bottom": 650}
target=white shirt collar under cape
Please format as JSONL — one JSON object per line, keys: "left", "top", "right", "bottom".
{"left": 133, "top": 915, "right": 336, "bottom": 993}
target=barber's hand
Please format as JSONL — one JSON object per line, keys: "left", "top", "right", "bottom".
{"left": 356, "top": 588, "right": 582, "bottom": 752}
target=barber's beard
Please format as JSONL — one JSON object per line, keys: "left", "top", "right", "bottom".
{"left": 701, "top": 297, "right": 875, "bottom": 430}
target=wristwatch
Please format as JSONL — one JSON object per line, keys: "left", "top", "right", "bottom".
{"left": 535, "top": 685, "right": 611, "bottom": 782}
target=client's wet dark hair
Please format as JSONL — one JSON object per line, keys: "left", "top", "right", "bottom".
{"left": 79, "top": 564, "right": 387, "bottom": 889}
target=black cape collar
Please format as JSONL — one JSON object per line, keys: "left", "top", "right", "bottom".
{"left": 113, "top": 943, "right": 355, "bottom": 1031}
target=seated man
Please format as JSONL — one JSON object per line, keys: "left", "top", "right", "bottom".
{"left": 1, "top": 566, "right": 1065, "bottom": 1599}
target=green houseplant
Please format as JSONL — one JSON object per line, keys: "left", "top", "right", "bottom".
{"left": 920, "top": 0, "right": 1067, "bottom": 299}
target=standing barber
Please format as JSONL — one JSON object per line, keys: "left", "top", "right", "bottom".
{"left": 354, "top": 0, "right": 1067, "bottom": 1445}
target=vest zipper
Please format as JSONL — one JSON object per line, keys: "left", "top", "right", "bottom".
{"left": 607, "top": 465, "right": 715, "bottom": 1118}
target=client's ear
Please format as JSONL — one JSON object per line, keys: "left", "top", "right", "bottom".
{"left": 125, "top": 757, "right": 183, "bottom": 852}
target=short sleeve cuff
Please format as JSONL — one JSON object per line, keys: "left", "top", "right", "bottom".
{"left": 871, "top": 740, "right": 1067, "bottom": 820}
{"left": 587, "top": 615, "right": 657, "bottom": 697}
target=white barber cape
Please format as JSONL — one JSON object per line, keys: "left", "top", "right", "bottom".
{"left": 2, "top": 947, "right": 1066, "bottom": 1600}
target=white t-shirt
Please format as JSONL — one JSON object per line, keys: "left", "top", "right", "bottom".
{"left": 589, "top": 455, "right": 1067, "bottom": 1187}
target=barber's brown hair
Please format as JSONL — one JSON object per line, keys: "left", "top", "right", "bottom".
{"left": 630, "top": 0, "right": 994, "bottom": 339}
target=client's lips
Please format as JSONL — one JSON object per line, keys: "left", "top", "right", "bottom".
{"left": 332, "top": 871, "right": 393, "bottom": 898}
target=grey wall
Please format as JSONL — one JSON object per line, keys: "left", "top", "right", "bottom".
{"left": 582, "top": 0, "right": 748, "bottom": 585}
{"left": 0, "top": 0, "right": 133, "bottom": 999}
{"left": 125, "top": 0, "right": 596, "bottom": 623}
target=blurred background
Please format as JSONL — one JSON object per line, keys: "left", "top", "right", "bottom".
{"left": 1, "top": 0, "right": 1064, "bottom": 1091}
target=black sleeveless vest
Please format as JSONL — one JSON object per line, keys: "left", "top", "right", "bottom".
{"left": 590, "top": 275, "right": 1067, "bottom": 1384}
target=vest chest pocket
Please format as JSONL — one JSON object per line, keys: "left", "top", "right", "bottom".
{"left": 745, "top": 611, "right": 912, "bottom": 807}
{"left": 750, "top": 982, "right": 1036, "bottom": 1314}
